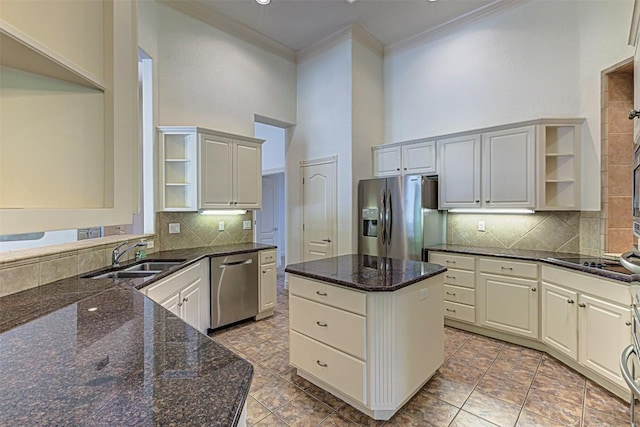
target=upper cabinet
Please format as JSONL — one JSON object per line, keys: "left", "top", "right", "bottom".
{"left": 157, "top": 127, "right": 264, "bottom": 212}
{"left": 0, "top": 1, "right": 138, "bottom": 234}
{"left": 438, "top": 126, "right": 535, "bottom": 210}
{"left": 372, "top": 140, "right": 436, "bottom": 177}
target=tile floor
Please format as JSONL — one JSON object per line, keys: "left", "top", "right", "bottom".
{"left": 209, "top": 268, "right": 632, "bottom": 426}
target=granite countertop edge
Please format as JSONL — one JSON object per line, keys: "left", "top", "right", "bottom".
{"left": 424, "top": 244, "right": 640, "bottom": 284}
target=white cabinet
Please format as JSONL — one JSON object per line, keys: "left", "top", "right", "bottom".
{"left": 429, "top": 251, "right": 476, "bottom": 324}
{"left": 144, "top": 260, "right": 209, "bottom": 334}
{"left": 258, "top": 250, "right": 277, "bottom": 317}
{"left": 477, "top": 257, "right": 539, "bottom": 339}
{"left": 438, "top": 126, "right": 535, "bottom": 210}
{"left": 372, "top": 140, "right": 436, "bottom": 177}
{"left": 199, "top": 133, "right": 262, "bottom": 210}
{"left": 541, "top": 265, "right": 631, "bottom": 388}
{"left": 157, "top": 127, "right": 264, "bottom": 211}
{"left": 437, "top": 134, "right": 481, "bottom": 209}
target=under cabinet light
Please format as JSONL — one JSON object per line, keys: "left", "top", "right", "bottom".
{"left": 256, "top": 0, "right": 270, "bottom": 5}
{"left": 448, "top": 208, "right": 535, "bottom": 214}
{"left": 199, "top": 210, "right": 247, "bottom": 215}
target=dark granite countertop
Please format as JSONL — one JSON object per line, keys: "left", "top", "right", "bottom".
{"left": 424, "top": 244, "right": 640, "bottom": 283}
{"left": 285, "top": 254, "right": 447, "bottom": 292}
{"left": 0, "top": 242, "right": 275, "bottom": 426}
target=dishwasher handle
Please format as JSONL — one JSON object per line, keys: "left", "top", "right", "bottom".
{"left": 219, "top": 259, "right": 253, "bottom": 268}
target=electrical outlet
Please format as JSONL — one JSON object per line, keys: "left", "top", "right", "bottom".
{"left": 169, "top": 223, "right": 180, "bottom": 234}
{"left": 419, "top": 288, "right": 428, "bottom": 300}
{"left": 218, "top": 221, "right": 225, "bottom": 231}
{"left": 478, "top": 221, "right": 485, "bottom": 232}
{"left": 146, "top": 240, "right": 155, "bottom": 249}
{"left": 243, "top": 220, "right": 252, "bottom": 230}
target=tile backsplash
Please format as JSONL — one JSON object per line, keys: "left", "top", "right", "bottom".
{"left": 157, "top": 212, "right": 254, "bottom": 251}
{"left": 447, "top": 211, "right": 600, "bottom": 255}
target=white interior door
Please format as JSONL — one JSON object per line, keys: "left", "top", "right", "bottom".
{"left": 302, "top": 160, "right": 337, "bottom": 261}
{"left": 256, "top": 175, "right": 278, "bottom": 246}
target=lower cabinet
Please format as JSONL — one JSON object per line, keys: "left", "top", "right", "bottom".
{"left": 258, "top": 250, "right": 277, "bottom": 316}
{"left": 541, "top": 265, "right": 631, "bottom": 388}
{"left": 477, "top": 258, "right": 539, "bottom": 339}
{"left": 144, "top": 260, "right": 209, "bottom": 334}
{"left": 429, "top": 252, "right": 476, "bottom": 323}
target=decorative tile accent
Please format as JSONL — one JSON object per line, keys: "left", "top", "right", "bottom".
{"left": 157, "top": 212, "right": 254, "bottom": 250}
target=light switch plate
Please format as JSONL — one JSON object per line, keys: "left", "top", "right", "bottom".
{"left": 419, "top": 288, "right": 428, "bottom": 300}
{"left": 478, "top": 221, "right": 485, "bottom": 232}
{"left": 218, "top": 221, "right": 225, "bottom": 231}
{"left": 243, "top": 220, "right": 252, "bottom": 230}
{"left": 146, "top": 240, "right": 155, "bottom": 249}
{"left": 169, "top": 223, "right": 180, "bottom": 234}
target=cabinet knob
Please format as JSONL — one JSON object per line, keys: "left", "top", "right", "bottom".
{"left": 475, "top": 200, "right": 480, "bottom": 203}
{"left": 229, "top": 201, "right": 233, "bottom": 205}
{"left": 485, "top": 200, "right": 490, "bottom": 203}
{"left": 262, "top": 270, "right": 267, "bottom": 273}
{"left": 567, "top": 299, "right": 575, "bottom": 304}
{"left": 178, "top": 302, "right": 183, "bottom": 307}
{"left": 404, "top": 167, "right": 407, "bottom": 170}
{"left": 578, "top": 303, "right": 586, "bottom": 308}
{"left": 531, "top": 287, "right": 537, "bottom": 292}
{"left": 183, "top": 297, "right": 188, "bottom": 302}
{"left": 396, "top": 168, "right": 400, "bottom": 171}
{"left": 626, "top": 321, "right": 632, "bottom": 326}
{"left": 316, "top": 321, "right": 328, "bottom": 327}
{"left": 316, "top": 360, "right": 328, "bottom": 367}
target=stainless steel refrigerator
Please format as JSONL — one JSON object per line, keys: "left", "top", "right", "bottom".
{"left": 358, "top": 175, "right": 443, "bottom": 261}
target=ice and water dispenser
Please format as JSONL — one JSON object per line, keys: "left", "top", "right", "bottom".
{"left": 362, "top": 208, "right": 378, "bottom": 237}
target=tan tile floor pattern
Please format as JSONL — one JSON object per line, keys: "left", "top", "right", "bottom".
{"left": 210, "top": 269, "right": 633, "bottom": 426}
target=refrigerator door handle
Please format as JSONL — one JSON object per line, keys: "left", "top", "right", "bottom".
{"left": 386, "top": 189, "right": 392, "bottom": 243}
{"left": 380, "top": 190, "right": 386, "bottom": 245}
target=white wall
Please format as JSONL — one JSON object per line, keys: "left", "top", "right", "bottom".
{"left": 255, "top": 122, "right": 286, "bottom": 173}
{"left": 384, "top": 0, "right": 634, "bottom": 210}
{"left": 138, "top": 1, "right": 297, "bottom": 137}
{"left": 287, "top": 37, "right": 353, "bottom": 264}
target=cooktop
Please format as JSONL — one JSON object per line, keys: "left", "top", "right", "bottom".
{"left": 550, "top": 257, "right": 632, "bottom": 275}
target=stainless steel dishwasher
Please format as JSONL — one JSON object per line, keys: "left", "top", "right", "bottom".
{"left": 210, "top": 252, "right": 259, "bottom": 330}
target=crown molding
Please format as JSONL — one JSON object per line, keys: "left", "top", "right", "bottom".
{"left": 296, "top": 24, "right": 353, "bottom": 63}
{"left": 384, "top": 0, "right": 530, "bottom": 57}
{"left": 351, "top": 23, "right": 384, "bottom": 56}
{"left": 158, "top": 0, "right": 296, "bottom": 62}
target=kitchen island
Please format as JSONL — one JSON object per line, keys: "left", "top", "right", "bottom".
{"left": 285, "top": 254, "right": 446, "bottom": 421}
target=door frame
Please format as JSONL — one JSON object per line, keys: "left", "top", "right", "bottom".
{"left": 300, "top": 155, "right": 338, "bottom": 261}
{"left": 254, "top": 172, "right": 285, "bottom": 266}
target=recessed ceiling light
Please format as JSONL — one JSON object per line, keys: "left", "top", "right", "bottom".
{"left": 256, "top": 0, "right": 270, "bottom": 5}
{"left": 88, "top": 307, "right": 98, "bottom": 312}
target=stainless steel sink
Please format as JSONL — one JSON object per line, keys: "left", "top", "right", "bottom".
{"left": 124, "top": 261, "right": 184, "bottom": 272}
{"left": 89, "top": 271, "right": 158, "bottom": 279}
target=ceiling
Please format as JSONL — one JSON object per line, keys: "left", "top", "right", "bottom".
{"left": 192, "top": 0, "right": 504, "bottom": 52}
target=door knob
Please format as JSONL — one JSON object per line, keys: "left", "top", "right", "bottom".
{"left": 322, "top": 238, "right": 332, "bottom": 243}
{"left": 630, "top": 109, "right": 640, "bottom": 120}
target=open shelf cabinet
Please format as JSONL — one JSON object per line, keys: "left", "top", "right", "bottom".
{"left": 158, "top": 129, "right": 198, "bottom": 211}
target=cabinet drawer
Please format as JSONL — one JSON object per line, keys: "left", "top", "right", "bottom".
{"left": 290, "top": 295, "right": 366, "bottom": 360}
{"left": 429, "top": 252, "right": 475, "bottom": 271}
{"left": 145, "top": 261, "right": 201, "bottom": 302}
{"left": 478, "top": 257, "right": 538, "bottom": 279}
{"left": 444, "top": 301, "right": 475, "bottom": 323}
{"left": 290, "top": 330, "right": 365, "bottom": 403}
{"left": 444, "top": 285, "right": 475, "bottom": 306}
{"left": 443, "top": 269, "right": 475, "bottom": 288}
{"left": 289, "top": 275, "right": 366, "bottom": 315}
{"left": 260, "top": 250, "right": 277, "bottom": 265}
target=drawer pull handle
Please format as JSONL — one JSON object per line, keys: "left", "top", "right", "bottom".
{"left": 316, "top": 321, "right": 328, "bottom": 327}
{"left": 317, "top": 360, "right": 328, "bottom": 367}
{"left": 578, "top": 303, "right": 586, "bottom": 308}
{"left": 316, "top": 291, "right": 328, "bottom": 296}
{"left": 627, "top": 321, "right": 632, "bottom": 326}
{"left": 445, "top": 275, "right": 456, "bottom": 279}
{"left": 446, "top": 308, "right": 456, "bottom": 313}
{"left": 501, "top": 266, "right": 513, "bottom": 270}
{"left": 445, "top": 260, "right": 456, "bottom": 264}
{"left": 567, "top": 299, "right": 574, "bottom": 304}
{"left": 446, "top": 292, "right": 456, "bottom": 296}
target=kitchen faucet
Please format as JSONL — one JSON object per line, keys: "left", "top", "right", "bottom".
{"left": 112, "top": 241, "right": 148, "bottom": 267}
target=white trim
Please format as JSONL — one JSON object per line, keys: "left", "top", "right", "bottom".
{"left": 351, "top": 23, "right": 384, "bottom": 56}
{"left": 300, "top": 155, "right": 338, "bottom": 167}
{"left": 157, "top": 0, "right": 296, "bottom": 63}
{"left": 384, "top": 0, "right": 529, "bottom": 57}
{"left": 297, "top": 25, "right": 353, "bottom": 63}
{"left": 262, "top": 167, "right": 285, "bottom": 176}
{"left": 630, "top": 0, "right": 640, "bottom": 46}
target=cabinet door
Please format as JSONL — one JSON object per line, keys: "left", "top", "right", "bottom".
{"left": 259, "top": 262, "right": 277, "bottom": 313}
{"left": 234, "top": 141, "right": 262, "bottom": 209}
{"left": 482, "top": 126, "right": 535, "bottom": 209}
{"left": 401, "top": 141, "right": 436, "bottom": 175}
{"left": 478, "top": 273, "right": 539, "bottom": 339}
{"left": 541, "top": 281, "right": 578, "bottom": 360}
{"left": 372, "top": 146, "right": 401, "bottom": 177}
{"left": 158, "top": 293, "right": 181, "bottom": 317}
{"left": 437, "top": 135, "right": 481, "bottom": 209}
{"left": 579, "top": 294, "right": 631, "bottom": 387}
{"left": 199, "top": 134, "right": 233, "bottom": 209}
{"left": 180, "top": 276, "right": 208, "bottom": 334}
